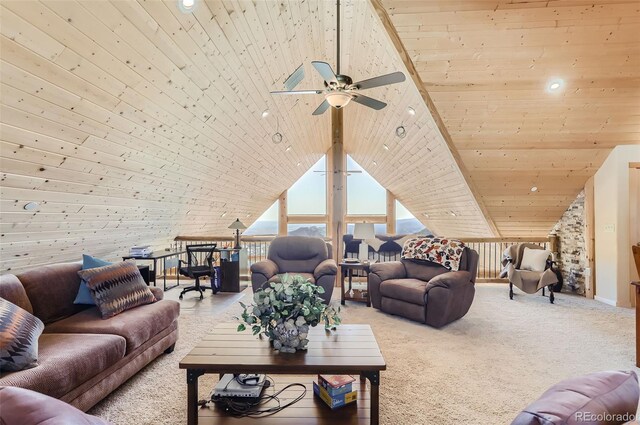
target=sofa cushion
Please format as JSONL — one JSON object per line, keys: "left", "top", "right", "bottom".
{"left": 511, "top": 370, "right": 639, "bottom": 425}
{"left": 0, "top": 299, "right": 45, "bottom": 372}
{"left": 74, "top": 255, "right": 112, "bottom": 305}
{"left": 0, "top": 274, "right": 33, "bottom": 313}
{"left": 44, "top": 300, "right": 180, "bottom": 354}
{"left": 0, "top": 386, "right": 112, "bottom": 425}
{"left": 268, "top": 273, "right": 316, "bottom": 285}
{"left": 17, "top": 262, "right": 87, "bottom": 324}
{"left": 380, "top": 278, "right": 428, "bottom": 305}
{"left": 77, "top": 260, "right": 156, "bottom": 319}
{"left": 0, "top": 333, "right": 125, "bottom": 399}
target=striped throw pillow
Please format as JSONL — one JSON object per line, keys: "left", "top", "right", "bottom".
{"left": 0, "top": 298, "right": 45, "bottom": 372}
{"left": 77, "top": 260, "right": 156, "bottom": 319}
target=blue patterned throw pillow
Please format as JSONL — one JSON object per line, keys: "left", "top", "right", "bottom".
{"left": 73, "top": 254, "right": 112, "bottom": 305}
{"left": 0, "top": 298, "right": 45, "bottom": 372}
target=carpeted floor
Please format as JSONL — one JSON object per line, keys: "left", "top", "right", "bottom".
{"left": 89, "top": 284, "right": 637, "bottom": 424}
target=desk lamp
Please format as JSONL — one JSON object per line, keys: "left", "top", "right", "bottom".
{"left": 228, "top": 219, "right": 247, "bottom": 249}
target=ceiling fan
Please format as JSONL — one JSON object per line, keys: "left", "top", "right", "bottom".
{"left": 270, "top": 0, "right": 406, "bottom": 115}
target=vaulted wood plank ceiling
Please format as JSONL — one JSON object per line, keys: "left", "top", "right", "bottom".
{"left": 0, "top": 0, "right": 493, "bottom": 273}
{"left": 379, "top": 0, "right": 640, "bottom": 237}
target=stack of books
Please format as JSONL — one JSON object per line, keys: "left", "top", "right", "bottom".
{"left": 313, "top": 374, "right": 357, "bottom": 410}
{"left": 129, "top": 245, "right": 152, "bottom": 257}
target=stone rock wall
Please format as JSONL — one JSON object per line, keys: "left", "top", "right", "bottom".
{"left": 550, "top": 191, "right": 586, "bottom": 294}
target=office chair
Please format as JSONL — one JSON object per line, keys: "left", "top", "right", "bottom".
{"left": 178, "top": 243, "right": 219, "bottom": 300}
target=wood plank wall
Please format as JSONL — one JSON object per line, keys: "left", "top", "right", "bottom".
{"left": 0, "top": 0, "right": 495, "bottom": 273}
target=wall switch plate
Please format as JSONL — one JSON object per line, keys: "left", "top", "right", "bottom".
{"left": 604, "top": 224, "right": 615, "bottom": 233}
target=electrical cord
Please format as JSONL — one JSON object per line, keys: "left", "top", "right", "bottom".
{"left": 203, "top": 375, "right": 307, "bottom": 417}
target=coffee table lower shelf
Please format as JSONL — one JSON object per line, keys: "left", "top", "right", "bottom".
{"left": 196, "top": 375, "right": 371, "bottom": 425}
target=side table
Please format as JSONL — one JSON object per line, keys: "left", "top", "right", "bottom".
{"left": 339, "top": 261, "right": 371, "bottom": 307}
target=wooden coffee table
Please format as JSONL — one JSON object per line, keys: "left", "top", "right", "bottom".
{"left": 179, "top": 323, "right": 386, "bottom": 425}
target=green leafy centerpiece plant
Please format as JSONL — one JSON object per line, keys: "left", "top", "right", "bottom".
{"left": 237, "top": 274, "right": 341, "bottom": 353}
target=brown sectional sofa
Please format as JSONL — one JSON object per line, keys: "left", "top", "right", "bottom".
{"left": 0, "top": 262, "right": 180, "bottom": 411}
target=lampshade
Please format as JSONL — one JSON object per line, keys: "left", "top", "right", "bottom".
{"left": 353, "top": 223, "right": 375, "bottom": 240}
{"left": 228, "top": 218, "right": 247, "bottom": 230}
{"left": 325, "top": 91, "right": 352, "bottom": 109}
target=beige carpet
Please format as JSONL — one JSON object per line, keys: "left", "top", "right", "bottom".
{"left": 89, "top": 284, "right": 637, "bottom": 424}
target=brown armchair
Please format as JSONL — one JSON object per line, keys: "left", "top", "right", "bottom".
{"left": 368, "top": 247, "right": 479, "bottom": 328}
{"left": 250, "top": 236, "right": 337, "bottom": 304}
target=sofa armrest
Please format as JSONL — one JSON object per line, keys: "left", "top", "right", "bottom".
{"left": 425, "top": 271, "right": 473, "bottom": 292}
{"left": 314, "top": 259, "right": 338, "bottom": 278}
{"left": 250, "top": 259, "right": 279, "bottom": 280}
{"left": 369, "top": 261, "right": 406, "bottom": 281}
{"left": 149, "top": 287, "right": 164, "bottom": 301}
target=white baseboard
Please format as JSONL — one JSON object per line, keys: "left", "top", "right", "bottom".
{"left": 594, "top": 295, "right": 617, "bottom": 306}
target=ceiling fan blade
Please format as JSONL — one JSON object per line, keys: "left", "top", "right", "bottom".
{"left": 312, "top": 100, "right": 330, "bottom": 116}
{"left": 352, "top": 94, "right": 387, "bottom": 110}
{"left": 271, "top": 90, "right": 323, "bottom": 95}
{"left": 354, "top": 71, "right": 406, "bottom": 91}
{"left": 311, "top": 61, "right": 338, "bottom": 85}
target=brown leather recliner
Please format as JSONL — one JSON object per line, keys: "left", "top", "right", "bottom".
{"left": 368, "top": 247, "right": 479, "bottom": 328}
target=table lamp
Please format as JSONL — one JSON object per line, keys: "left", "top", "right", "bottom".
{"left": 228, "top": 218, "right": 247, "bottom": 249}
{"left": 353, "top": 223, "right": 375, "bottom": 262}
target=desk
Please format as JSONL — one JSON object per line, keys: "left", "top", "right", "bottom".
{"left": 123, "top": 250, "right": 185, "bottom": 291}
{"left": 339, "top": 261, "right": 371, "bottom": 307}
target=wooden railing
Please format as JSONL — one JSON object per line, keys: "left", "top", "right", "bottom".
{"left": 174, "top": 235, "right": 273, "bottom": 267}
{"left": 173, "top": 235, "right": 550, "bottom": 282}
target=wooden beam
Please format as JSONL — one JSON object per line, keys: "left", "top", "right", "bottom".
{"left": 278, "top": 191, "right": 287, "bottom": 236}
{"left": 345, "top": 215, "right": 387, "bottom": 224}
{"left": 369, "top": 0, "right": 500, "bottom": 238}
{"left": 584, "top": 177, "right": 595, "bottom": 299}
{"left": 386, "top": 189, "right": 396, "bottom": 235}
{"left": 286, "top": 215, "right": 328, "bottom": 224}
{"left": 329, "top": 108, "right": 346, "bottom": 262}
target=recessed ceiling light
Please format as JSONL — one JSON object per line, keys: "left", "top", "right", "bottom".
{"left": 372, "top": 161, "right": 377, "bottom": 166}
{"left": 261, "top": 109, "right": 269, "bottom": 118}
{"left": 296, "top": 162, "right": 301, "bottom": 167}
{"left": 530, "top": 186, "right": 538, "bottom": 192}
{"left": 383, "top": 144, "right": 389, "bottom": 151}
{"left": 272, "top": 132, "right": 282, "bottom": 144}
{"left": 220, "top": 211, "right": 227, "bottom": 218}
{"left": 246, "top": 213, "right": 251, "bottom": 218}
{"left": 407, "top": 107, "right": 415, "bottom": 116}
{"left": 285, "top": 145, "right": 292, "bottom": 152}
{"left": 423, "top": 212, "right": 429, "bottom": 218}
{"left": 449, "top": 211, "right": 457, "bottom": 217}
{"left": 546, "top": 78, "right": 564, "bottom": 92}
{"left": 23, "top": 202, "right": 39, "bottom": 211}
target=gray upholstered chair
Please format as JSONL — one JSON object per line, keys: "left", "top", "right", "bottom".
{"left": 250, "top": 236, "right": 337, "bottom": 304}
{"left": 368, "top": 246, "right": 479, "bottom": 328}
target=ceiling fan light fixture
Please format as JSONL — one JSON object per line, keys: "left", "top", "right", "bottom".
{"left": 179, "top": 0, "right": 195, "bottom": 12}
{"left": 325, "top": 91, "right": 352, "bottom": 109}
